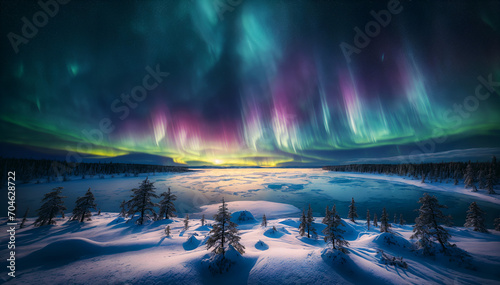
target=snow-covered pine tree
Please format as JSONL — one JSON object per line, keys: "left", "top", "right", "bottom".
{"left": 464, "top": 162, "right": 474, "bottom": 188}
{"left": 298, "top": 209, "right": 307, "bottom": 237}
{"left": 322, "top": 204, "right": 349, "bottom": 253}
{"left": 34, "top": 187, "right": 67, "bottom": 227}
{"left": 165, "top": 225, "right": 171, "bottom": 237}
{"left": 206, "top": 198, "right": 245, "bottom": 257}
{"left": 126, "top": 177, "right": 158, "bottom": 225}
{"left": 486, "top": 168, "right": 496, "bottom": 194}
{"left": 70, "top": 188, "right": 97, "bottom": 222}
{"left": 306, "top": 204, "right": 317, "bottom": 238}
{"left": 380, "top": 208, "right": 390, "bottom": 233}
{"left": 158, "top": 187, "right": 177, "bottom": 219}
{"left": 321, "top": 205, "right": 330, "bottom": 224}
{"left": 399, "top": 214, "right": 405, "bottom": 226}
{"left": 373, "top": 213, "right": 378, "bottom": 227}
{"left": 201, "top": 214, "right": 206, "bottom": 226}
{"left": 348, "top": 198, "right": 358, "bottom": 223}
{"left": 495, "top": 217, "right": 500, "bottom": 231}
{"left": 411, "top": 193, "right": 452, "bottom": 254}
{"left": 20, "top": 208, "right": 29, "bottom": 229}
{"left": 261, "top": 214, "right": 267, "bottom": 227}
{"left": 464, "top": 202, "right": 488, "bottom": 233}
{"left": 478, "top": 170, "right": 485, "bottom": 189}
{"left": 366, "top": 209, "right": 371, "bottom": 230}
{"left": 184, "top": 214, "right": 189, "bottom": 230}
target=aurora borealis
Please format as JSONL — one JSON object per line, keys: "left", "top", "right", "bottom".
{"left": 1, "top": 0, "right": 500, "bottom": 166}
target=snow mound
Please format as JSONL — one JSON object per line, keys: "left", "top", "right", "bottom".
{"left": 372, "top": 232, "right": 413, "bottom": 250}
{"left": 198, "top": 201, "right": 300, "bottom": 219}
{"left": 194, "top": 225, "right": 211, "bottom": 231}
{"left": 339, "top": 220, "right": 358, "bottom": 240}
{"left": 264, "top": 227, "right": 284, "bottom": 238}
{"left": 183, "top": 235, "right": 201, "bottom": 251}
{"left": 321, "top": 248, "right": 353, "bottom": 267}
{"left": 279, "top": 218, "right": 299, "bottom": 227}
{"left": 231, "top": 210, "right": 257, "bottom": 224}
{"left": 255, "top": 240, "right": 269, "bottom": 251}
{"left": 107, "top": 215, "right": 126, "bottom": 226}
{"left": 413, "top": 242, "right": 474, "bottom": 268}
{"left": 202, "top": 245, "right": 243, "bottom": 275}
{"left": 23, "top": 238, "right": 103, "bottom": 266}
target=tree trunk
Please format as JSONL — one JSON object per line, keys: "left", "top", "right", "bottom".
{"left": 221, "top": 213, "right": 225, "bottom": 258}
{"left": 140, "top": 193, "right": 146, "bottom": 225}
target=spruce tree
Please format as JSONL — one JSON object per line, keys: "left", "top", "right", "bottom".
{"left": 478, "top": 170, "right": 485, "bottom": 189}
{"left": 126, "top": 177, "right": 158, "bottom": 225}
{"left": 464, "top": 162, "right": 474, "bottom": 188}
{"left": 399, "top": 214, "right": 405, "bottom": 226}
{"left": 411, "top": 193, "right": 452, "bottom": 254}
{"left": 206, "top": 198, "right": 245, "bottom": 257}
{"left": 34, "top": 187, "right": 67, "bottom": 227}
{"left": 298, "top": 209, "right": 307, "bottom": 237}
{"left": 394, "top": 213, "right": 397, "bottom": 224}
{"left": 305, "top": 204, "right": 317, "bottom": 238}
{"left": 184, "top": 214, "right": 189, "bottom": 230}
{"left": 348, "top": 198, "right": 358, "bottom": 223}
{"left": 366, "top": 209, "right": 371, "bottom": 230}
{"left": 322, "top": 204, "right": 349, "bottom": 253}
{"left": 380, "top": 208, "right": 390, "bottom": 233}
{"left": 201, "top": 214, "right": 206, "bottom": 226}
{"left": 373, "top": 213, "right": 378, "bottom": 227}
{"left": 464, "top": 202, "right": 488, "bottom": 233}
{"left": 165, "top": 225, "right": 171, "bottom": 237}
{"left": 322, "top": 205, "right": 330, "bottom": 224}
{"left": 261, "top": 214, "right": 267, "bottom": 227}
{"left": 486, "top": 168, "right": 496, "bottom": 194}
{"left": 158, "top": 187, "right": 177, "bottom": 219}
{"left": 70, "top": 188, "right": 97, "bottom": 223}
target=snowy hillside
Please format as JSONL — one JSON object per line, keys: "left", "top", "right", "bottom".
{"left": 2, "top": 201, "right": 499, "bottom": 284}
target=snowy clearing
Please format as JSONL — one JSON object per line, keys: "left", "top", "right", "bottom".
{"left": 1, "top": 200, "right": 499, "bottom": 284}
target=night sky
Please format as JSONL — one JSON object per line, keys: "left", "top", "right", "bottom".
{"left": 1, "top": 0, "right": 500, "bottom": 166}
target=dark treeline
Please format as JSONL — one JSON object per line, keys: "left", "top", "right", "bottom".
{"left": 0, "top": 157, "right": 189, "bottom": 184}
{"left": 323, "top": 157, "right": 498, "bottom": 192}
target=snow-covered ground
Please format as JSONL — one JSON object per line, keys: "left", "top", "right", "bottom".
{"left": 1, "top": 200, "right": 499, "bottom": 284}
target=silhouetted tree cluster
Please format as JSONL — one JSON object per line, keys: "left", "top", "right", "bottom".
{"left": 0, "top": 157, "right": 189, "bottom": 184}
{"left": 323, "top": 157, "right": 498, "bottom": 193}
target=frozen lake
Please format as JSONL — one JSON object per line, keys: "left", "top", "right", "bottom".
{"left": 10, "top": 168, "right": 500, "bottom": 227}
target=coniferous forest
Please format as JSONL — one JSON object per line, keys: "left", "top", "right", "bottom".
{"left": 0, "top": 157, "right": 189, "bottom": 184}
{"left": 323, "top": 157, "right": 499, "bottom": 192}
